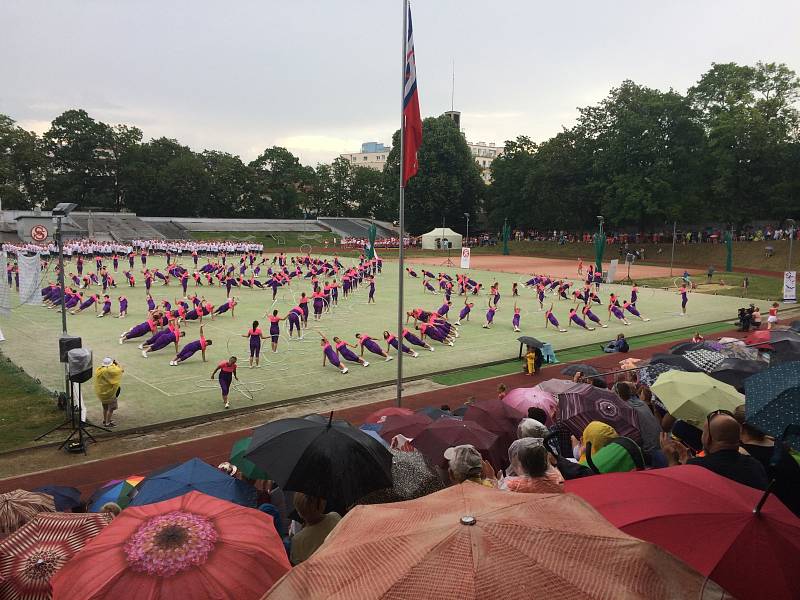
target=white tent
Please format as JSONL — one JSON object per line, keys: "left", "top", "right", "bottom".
{"left": 420, "top": 227, "right": 462, "bottom": 250}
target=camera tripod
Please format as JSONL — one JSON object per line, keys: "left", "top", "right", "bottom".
{"left": 39, "top": 380, "right": 111, "bottom": 454}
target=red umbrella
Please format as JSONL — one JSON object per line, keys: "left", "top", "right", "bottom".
{"left": 744, "top": 329, "right": 772, "bottom": 350}
{"left": 556, "top": 382, "right": 641, "bottom": 442}
{"left": 363, "top": 406, "right": 413, "bottom": 424}
{"left": 412, "top": 419, "right": 505, "bottom": 469}
{"left": 51, "top": 491, "right": 291, "bottom": 600}
{"left": 566, "top": 465, "right": 800, "bottom": 600}
{"left": 378, "top": 413, "right": 433, "bottom": 442}
{"left": 501, "top": 387, "right": 557, "bottom": 424}
{"left": 0, "top": 512, "right": 112, "bottom": 600}
{"left": 463, "top": 398, "right": 526, "bottom": 440}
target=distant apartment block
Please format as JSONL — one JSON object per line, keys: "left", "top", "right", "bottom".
{"left": 340, "top": 142, "right": 391, "bottom": 171}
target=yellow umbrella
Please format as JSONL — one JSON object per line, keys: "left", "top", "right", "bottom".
{"left": 651, "top": 370, "right": 744, "bottom": 425}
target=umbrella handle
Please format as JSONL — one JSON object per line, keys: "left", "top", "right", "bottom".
{"left": 753, "top": 480, "right": 775, "bottom": 515}
{"left": 585, "top": 442, "right": 600, "bottom": 474}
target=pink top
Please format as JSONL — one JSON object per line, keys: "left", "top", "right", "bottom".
{"left": 248, "top": 328, "right": 262, "bottom": 336}
{"left": 218, "top": 360, "right": 237, "bottom": 374}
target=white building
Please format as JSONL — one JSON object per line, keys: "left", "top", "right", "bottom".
{"left": 468, "top": 141, "right": 503, "bottom": 183}
{"left": 444, "top": 110, "right": 503, "bottom": 183}
{"left": 340, "top": 142, "right": 391, "bottom": 172}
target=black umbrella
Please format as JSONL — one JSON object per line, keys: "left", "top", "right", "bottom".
{"left": 517, "top": 336, "right": 544, "bottom": 359}
{"left": 245, "top": 417, "right": 392, "bottom": 512}
{"left": 669, "top": 341, "right": 705, "bottom": 355}
{"left": 561, "top": 364, "right": 600, "bottom": 378}
{"left": 517, "top": 336, "right": 544, "bottom": 349}
{"left": 649, "top": 353, "right": 702, "bottom": 372}
{"left": 770, "top": 330, "right": 800, "bottom": 354}
{"left": 709, "top": 358, "right": 769, "bottom": 392}
{"left": 790, "top": 321, "right": 800, "bottom": 333}
{"left": 770, "top": 351, "right": 800, "bottom": 366}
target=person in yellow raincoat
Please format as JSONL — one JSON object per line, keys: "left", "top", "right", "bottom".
{"left": 93, "top": 357, "right": 124, "bottom": 427}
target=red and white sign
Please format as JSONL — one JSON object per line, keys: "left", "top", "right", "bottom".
{"left": 30, "top": 225, "right": 49, "bottom": 242}
{"left": 460, "top": 247, "right": 471, "bottom": 269}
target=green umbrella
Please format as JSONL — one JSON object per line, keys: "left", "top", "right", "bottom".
{"left": 230, "top": 436, "right": 269, "bottom": 480}
{"left": 651, "top": 370, "right": 743, "bottom": 425}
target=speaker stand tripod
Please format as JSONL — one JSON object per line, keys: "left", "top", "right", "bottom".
{"left": 440, "top": 243, "right": 455, "bottom": 267}
{"left": 57, "top": 382, "right": 111, "bottom": 454}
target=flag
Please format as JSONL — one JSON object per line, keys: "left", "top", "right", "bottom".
{"left": 402, "top": 4, "right": 422, "bottom": 186}
{"left": 365, "top": 223, "right": 378, "bottom": 260}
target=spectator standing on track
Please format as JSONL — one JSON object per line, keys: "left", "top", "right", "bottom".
{"left": 93, "top": 357, "right": 124, "bottom": 427}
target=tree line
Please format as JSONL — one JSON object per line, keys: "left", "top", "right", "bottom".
{"left": 487, "top": 61, "right": 800, "bottom": 231}
{"left": 1, "top": 61, "right": 797, "bottom": 234}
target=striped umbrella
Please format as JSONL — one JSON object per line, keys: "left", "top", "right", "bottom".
{"left": 0, "top": 512, "right": 112, "bottom": 600}
{"left": 0, "top": 490, "right": 55, "bottom": 536}
{"left": 87, "top": 476, "right": 145, "bottom": 512}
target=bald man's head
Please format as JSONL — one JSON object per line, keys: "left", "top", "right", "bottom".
{"left": 702, "top": 413, "right": 741, "bottom": 452}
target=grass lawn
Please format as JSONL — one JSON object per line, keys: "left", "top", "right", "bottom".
{"left": 632, "top": 272, "right": 784, "bottom": 302}
{"left": 0, "top": 352, "right": 64, "bottom": 453}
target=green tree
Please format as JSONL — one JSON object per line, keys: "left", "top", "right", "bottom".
{"left": 248, "top": 147, "right": 308, "bottom": 218}
{"left": 486, "top": 136, "right": 537, "bottom": 229}
{"left": 43, "top": 109, "right": 116, "bottom": 209}
{"left": 201, "top": 151, "right": 253, "bottom": 217}
{"left": 0, "top": 115, "right": 45, "bottom": 209}
{"left": 384, "top": 115, "right": 484, "bottom": 235}
{"left": 351, "top": 166, "right": 388, "bottom": 219}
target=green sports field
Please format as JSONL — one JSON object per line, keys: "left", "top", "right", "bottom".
{"left": 0, "top": 254, "right": 747, "bottom": 431}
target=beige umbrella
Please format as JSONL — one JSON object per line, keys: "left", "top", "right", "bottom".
{"left": 0, "top": 490, "right": 55, "bottom": 536}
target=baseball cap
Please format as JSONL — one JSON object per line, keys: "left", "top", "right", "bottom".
{"left": 102, "top": 357, "right": 113, "bottom": 366}
{"left": 444, "top": 444, "right": 483, "bottom": 477}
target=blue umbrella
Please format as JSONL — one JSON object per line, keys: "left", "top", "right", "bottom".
{"left": 359, "top": 423, "right": 383, "bottom": 433}
{"left": 362, "top": 429, "right": 390, "bottom": 448}
{"left": 744, "top": 361, "right": 800, "bottom": 439}
{"left": 33, "top": 485, "right": 82, "bottom": 512}
{"left": 129, "top": 458, "right": 257, "bottom": 507}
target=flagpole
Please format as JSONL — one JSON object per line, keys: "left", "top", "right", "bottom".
{"left": 396, "top": 0, "right": 408, "bottom": 407}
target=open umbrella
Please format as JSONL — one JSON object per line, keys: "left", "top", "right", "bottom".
{"left": 245, "top": 418, "right": 392, "bottom": 512}
{"left": 651, "top": 370, "right": 743, "bottom": 425}
{"left": 88, "top": 476, "right": 146, "bottom": 512}
{"left": 670, "top": 341, "right": 721, "bottom": 354}
{"left": 412, "top": 418, "right": 504, "bottom": 469}
{"left": 32, "top": 486, "right": 82, "bottom": 512}
{"left": 649, "top": 353, "right": 701, "bottom": 372}
{"left": 516, "top": 335, "right": 544, "bottom": 348}
{"left": 463, "top": 398, "right": 526, "bottom": 442}
{"left": 358, "top": 449, "right": 444, "bottom": 504}
{"left": 379, "top": 412, "right": 433, "bottom": 442}
{"left": 566, "top": 465, "right": 799, "bottom": 600}
{"left": 790, "top": 320, "right": 800, "bottom": 333}
{"left": 535, "top": 378, "right": 580, "bottom": 397}
{"left": 682, "top": 349, "right": 725, "bottom": 373}
{"left": 129, "top": 458, "right": 257, "bottom": 508}
{"left": 501, "top": 387, "right": 557, "bottom": 423}
{"left": 415, "top": 406, "right": 453, "bottom": 420}
{"left": 52, "top": 491, "right": 290, "bottom": 600}
{"left": 638, "top": 362, "right": 686, "bottom": 387}
{"left": 560, "top": 363, "right": 600, "bottom": 378}
{"left": 0, "top": 512, "right": 112, "bottom": 600}
{"left": 745, "top": 329, "right": 800, "bottom": 353}
{"left": 744, "top": 361, "right": 800, "bottom": 439}
{"left": 556, "top": 383, "right": 641, "bottom": 442}
{"left": 717, "top": 338, "right": 761, "bottom": 361}
{"left": 769, "top": 351, "right": 800, "bottom": 365}
{"left": 363, "top": 406, "right": 413, "bottom": 424}
{"left": 264, "top": 483, "right": 728, "bottom": 600}
{"left": 709, "top": 358, "right": 768, "bottom": 392}
{"left": 0, "top": 490, "right": 55, "bottom": 536}
{"left": 229, "top": 436, "right": 269, "bottom": 480}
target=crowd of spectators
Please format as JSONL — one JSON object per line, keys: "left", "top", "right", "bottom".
{"left": 511, "top": 225, "right": 799, "bottom": 245}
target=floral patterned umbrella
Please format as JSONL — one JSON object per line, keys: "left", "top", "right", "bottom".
{"left": 51, "top": 491, "right": 291, "bottom": 600}
{"left": 0, "top": 512, "right": 112, "bottom": 600}
{"left": 0, "top": 490, "right": 55, "bottom": 536}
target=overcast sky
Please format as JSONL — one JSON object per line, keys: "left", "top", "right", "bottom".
{"left": 3, "top": 1, "right": 800, "bottom": 165}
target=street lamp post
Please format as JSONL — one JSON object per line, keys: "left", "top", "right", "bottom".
{"left": 669, "top": 221, "right": 677, "bottom": 278}
{"left": 464, "top": 212, "right": 470, "bottom": 247}
{"left": 787, "top": 218, "right": 796, "bottom": 271}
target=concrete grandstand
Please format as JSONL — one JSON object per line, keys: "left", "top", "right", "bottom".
{"left": 1, "top": 210, "right": 397, "bottom": 243}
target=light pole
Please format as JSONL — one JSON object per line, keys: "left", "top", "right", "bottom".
{"left": 464, "top": 212, "right": 470, "bottom": 247}
{"left": 52, "top": 203, "right": 78, "bottom": 336}
{"left": 787, "top": 218, "right": 796, "bottom": 271}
